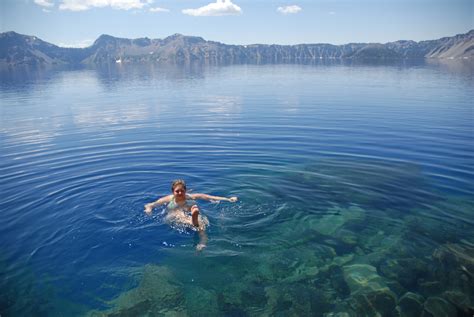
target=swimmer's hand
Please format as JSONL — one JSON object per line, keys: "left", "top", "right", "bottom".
{"left": 228, "top": 196, "right": 238, "bottom": 203}
{"left": 144, "top": 203, "right": 154, "bottom": 214}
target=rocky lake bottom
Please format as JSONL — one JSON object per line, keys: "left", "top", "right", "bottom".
{"left": 83, "top": 160, "right": 474, "bottom": 317}
{"left": 1, "top": 62, "right": 472, "bottom": 316}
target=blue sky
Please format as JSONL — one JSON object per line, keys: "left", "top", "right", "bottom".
{"left": 1, "top": 0, "right": 473, "bottom": 47}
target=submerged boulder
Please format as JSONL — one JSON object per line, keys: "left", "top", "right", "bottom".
{"left": 348, "top": 289, "right": 397, "bottom": 317}
{"left": 379, "top": 258, "right": 428, "bottom": 290}
{"left": 432, "top": 243, "right": 474, "bottom": 278}
{"left": 185, "top": 286, "right": 219, "bottom": 316}
{"left": 297, "top": 159, "right": 430, "bottom": 210}
{"left": 343, "top": 264, "right": 387, "bottom": 294}
{"left": 423, "top": 296, "right": 457, "bottom": 317}
{"left": 313, "top": 206, "right": 364, "bottom": 237}
{"left": 342, "top": 264, "right": 397, "bottom": 316}
{"left": 88, "top": 265, "right": 185, "bottom": 316}
{"left": 396, "top": 292, "right": 425, "bottom": 317}
{"left": 264, "top": 283, "right": 332, "bottom": 316}
{"left": 443, "top": 290, "right": 474, "bottom": 316}
{"left": 430, "top": 242, "right": 474, "bottom": 309}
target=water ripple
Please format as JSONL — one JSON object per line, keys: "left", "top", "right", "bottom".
{"left": 1, "top": 64, "right": 473, "bottom": 316}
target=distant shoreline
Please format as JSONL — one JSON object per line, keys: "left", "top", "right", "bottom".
{"left": 1, "top": 30, "right": 473, "bottom": 66}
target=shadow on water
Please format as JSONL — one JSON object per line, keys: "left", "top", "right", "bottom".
{"left": 87, "top": 158, "right": 474, "bottom": 317}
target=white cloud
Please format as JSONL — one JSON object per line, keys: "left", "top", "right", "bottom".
{"left": 42, "top": 8, "right": 52, "bottom": 12}
{"left": 277, "top": 5, "right": 301, "bottom": 15}
{"left": 182, "top": 0, "right": 242, "bottom": 17}
{"left": 59, "top": 0, "right": 149, "bottom": 11}
{"left": 34, "top": 0, "right": 54, "bottom": 7}
{"left": 149, "top": 7, "right": 169, "bottom": 13}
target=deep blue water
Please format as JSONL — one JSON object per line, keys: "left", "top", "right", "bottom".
{"left": 1, "top": 61, "right": 473, "bottom": 316}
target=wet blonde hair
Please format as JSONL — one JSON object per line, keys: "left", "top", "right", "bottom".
{"left": 171, "top": 179, "right": 187, "bottom": 192}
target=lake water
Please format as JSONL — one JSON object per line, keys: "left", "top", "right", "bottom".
{"left": 1, "top": 61, "right": 473, "bottom": 316}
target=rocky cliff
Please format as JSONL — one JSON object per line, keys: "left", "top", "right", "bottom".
{"left": 1, "top": 30, "right": 472, "bottom": 66}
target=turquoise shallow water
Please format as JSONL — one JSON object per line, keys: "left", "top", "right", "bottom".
{"left": 0, "top": 61, "right": 473, "bottom": 316}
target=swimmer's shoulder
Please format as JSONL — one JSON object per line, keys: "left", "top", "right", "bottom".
{"left": 160, "top": 194, "right": 174, "bottom": 204}
{"left": 187, "top": 193, "right": 197, "bottom": 199}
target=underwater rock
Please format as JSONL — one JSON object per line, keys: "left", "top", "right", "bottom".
{"left": 377, "top": 259, "right": 399, "bottom": 279}
{"left": 386, "top": 281, "right": 406, "bottom": 298}
{"left": 328, "top": 265, "right": 351, "bottom": 297}
{"left": 405, "top": 214, "right": 461, "bottom": 246}
{"left": 240, "top": 284, "right": 268, "bottom": 310}
{"left": 433, "top": 242, "right": 474, "bottom": 263}
{"left": 412, "top": 196, "right": 474, "bottom": 247}
{"left": 379, "top": 258, "right": 428, "bottom": 290}
{"left": 104, "top": 300, "right": 152, "bottom": 317}
{"left": 432, "top": 243, "right": 474, "bottom": 278}
{"left": 348, "top": 288, "right": 397, "bottom": 317}
{"left": 333, "top": 229, "right": 359, "bottom": 247}
{"left": 216, "top": 280, "right": 268, "bottom": 316}
{"left": 253, "top": 242, "right": 328, "bottom": 284}
{"left": 264, "top": 283, "right": 331, "bottom": 316}
{"left": 279, "top": 247, "right": 323, "bottom": 283}
{"left": 443, "top": 290, "right": 474, "bottom": 315}
{"left": 396, "top": 292, "right": 425, "bottom": 317}
{"left": 423, "top": 296, "right": 457, "bottom": 317}
{"left": 184, "top": 286, "right": 219, "bottom": 316}
{"left": 368, "top": 234, "right": 405, "bottom": 257}
{"left": 417, "top": 280, "right": 443, "bottom": 297}
{"left": 343, "top": 264, "right": 387, "bottom": 294}
{"left": 342, "top": 264, "right": 397, "bottom": 316}
{"left": 332, "top": 254, "right": 355, "bottom": 267}
{"left": 281, "top": 264, "right": 320, "bottom": 283}
{"left": 264, "top": 285, "right": 284, "bottom": 314}
{"left": 429, "top": 243, "right": 474, "bottom": 310}
{"left": 88, "top": 265, "right": 185, "bottom": 316}
{"left": 318, "top": 256, "right": 353, "bottom": 276}
{"left": 323, "top": 312, "right": 352, "bottom": 317}
{"left": 217, "top": 289, "right": 246, "bottom": 316}
{"left": 302, "top": 159, "right": 431, "bottom": 211}
{"left": 313, "top": 206, "right": 364, "bottom": 237}
{"left": 267, "top": 254, "right": 303, "bottom": 281}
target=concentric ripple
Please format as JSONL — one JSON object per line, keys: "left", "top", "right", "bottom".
{"left": 0, "top": 63, "right": 473, "bottom": 316}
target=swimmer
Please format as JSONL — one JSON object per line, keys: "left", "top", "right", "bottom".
{"left": 144, "top": 179, "right": 238, "bottom": 250}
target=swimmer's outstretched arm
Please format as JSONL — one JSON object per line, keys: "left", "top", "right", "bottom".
{"left": 190, "top": 193, "right": 238, "bottom": 203}
{"left": 144, "top": 195, "right": 173, "bottom": 214}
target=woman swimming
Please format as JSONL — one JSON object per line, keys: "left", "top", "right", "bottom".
{"left": 144, "top": 179, "right": 238, "bottom": 250}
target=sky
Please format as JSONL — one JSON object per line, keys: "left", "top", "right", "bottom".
{"left": 1, "top": 0, "right": 473, "bottom": 47}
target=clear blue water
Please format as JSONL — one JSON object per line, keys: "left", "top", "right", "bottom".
{"left": 1, "top": 61, "right": 473, "bottom": 316}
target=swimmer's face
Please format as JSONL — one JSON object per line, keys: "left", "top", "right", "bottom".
{"left": 173, "top": 185, "right": 186, "bottom": 198}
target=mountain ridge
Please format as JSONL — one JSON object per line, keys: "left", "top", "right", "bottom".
{"left": 1, "top": 30, "right": 473, "bottom": 66}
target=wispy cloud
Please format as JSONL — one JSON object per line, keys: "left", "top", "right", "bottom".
{"left": 182, "top": 0, "right": 242, "bottom": 17}
{"left": 59, "top": 0, "right": 150, "bottom": 11}
{"left": 277, "top": 5, "right": 302, "bottom": 15}
{"left": 34, "top": 0, "right": 54, "bottom": 8}
{"left": 42, "top": 8, "right": 52, "bottom": 13}
{"left": 149, "top": 7, "right": 169, "bottom": 13}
